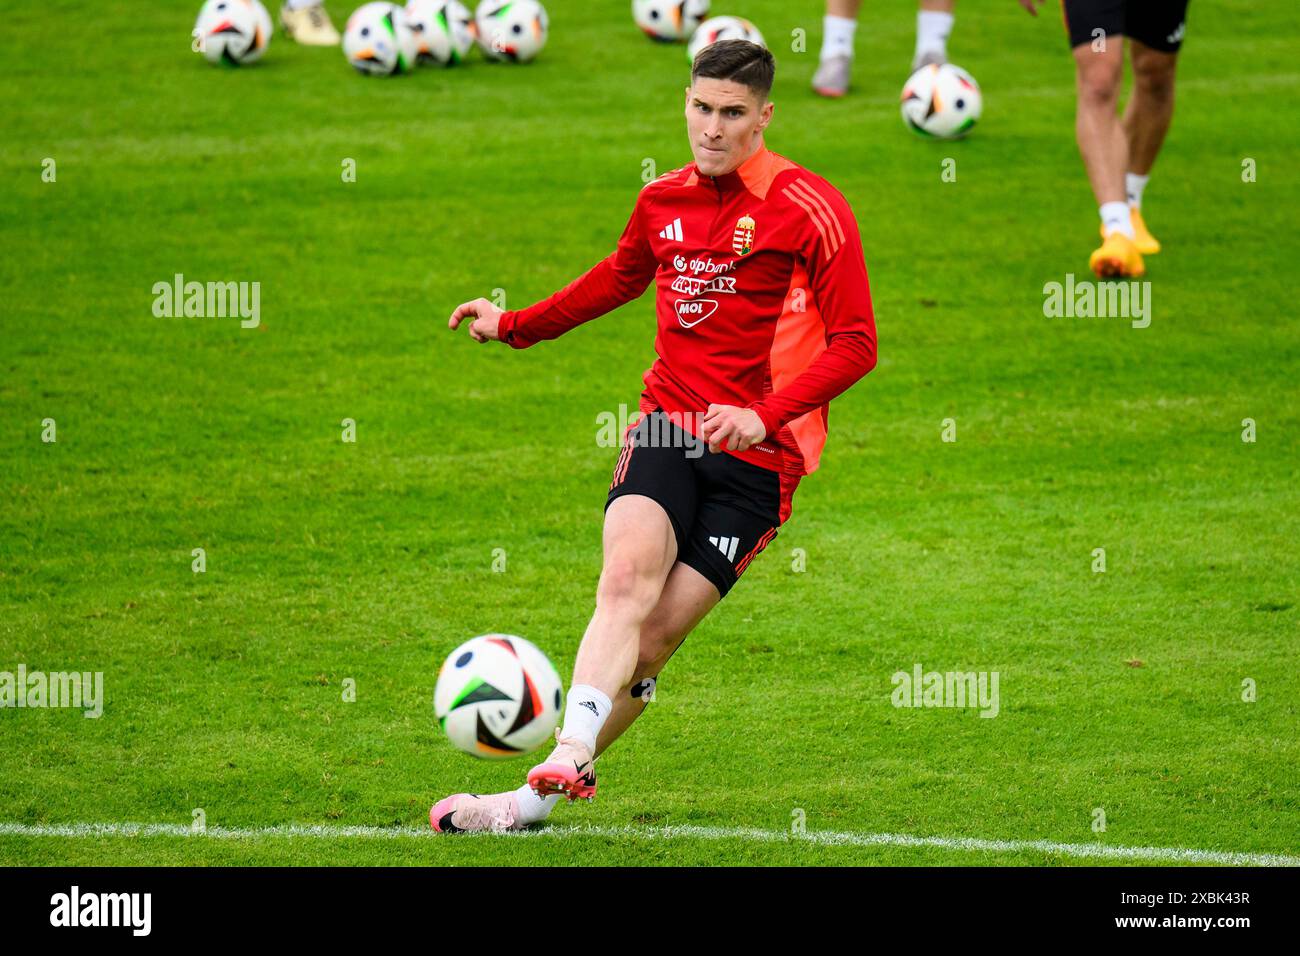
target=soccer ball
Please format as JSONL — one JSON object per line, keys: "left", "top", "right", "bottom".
{"left": 193, "top": 0, "right": 272, "bottom": 66}
{"left": 343, "top": 2, "right": 419, "bottom": 75}
{"left": 900, "top": 63, "right": 982, "bottom": 139}
{"left": 686, "top": 15, "right": 764, "bottom": 62}
{"left": 475, "top": 0, "right": 548, "bottom": 63}
{"left": 405, "top": 0, "right": 475, "bottom": 65}
{"left": 633, "top": 0, "right": 709, "bottom": 43}
{"left": 434, "top": 634, "right": 563, "bottom": 759}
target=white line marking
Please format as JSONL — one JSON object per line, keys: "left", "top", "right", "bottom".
{"left": 0, "top": 822, "right": 1295, "bottom": 866}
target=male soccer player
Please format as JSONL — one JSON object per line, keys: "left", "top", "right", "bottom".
{"left": 1019, "top": 0, "right": 1191, "bottom": 277}
{"left": 432, "top": 40, "right": 877, "bottom": 833}
{"left": 813, "top": 0, "right": 959, "bottom": 98}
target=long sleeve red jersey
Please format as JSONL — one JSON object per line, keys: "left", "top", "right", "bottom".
{"left": 497, "top": 145, "right": 877, "bottom": 502}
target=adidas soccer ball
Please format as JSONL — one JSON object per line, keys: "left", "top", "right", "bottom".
{"left": 633, "top": 0, "right": 709, "bottom": 43}
{"left": 900, "top": 62, "right": 982, "bottom": 139}
{"left": 193, "top": 0, "right": 272, "bottom": 66}
{"left": 475, "top": 0, "right": 548, "bottom": 63}
{"left": 344, "top": 2, "right": 419, "bottom": 75}
{"left": 434, "top": 634, "right": 563, "bottom": 759}
{"left": 686, "top": 15, "right": 764, "bottom": 62}
{"left": 405, "top": 0, "right": 475, "bottom": 65}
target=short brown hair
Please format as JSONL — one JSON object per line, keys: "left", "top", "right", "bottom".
{"left": 691, "top": 39, "right": 775, "bottom": 100}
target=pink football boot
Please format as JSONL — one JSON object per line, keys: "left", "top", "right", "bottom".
{"left": 526, "top": 729, "right": 597, "bottom": 801}
{"left": 429, "top": 791, "right": 524, "bottom": 833}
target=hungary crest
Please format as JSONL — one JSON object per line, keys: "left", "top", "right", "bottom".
{"left": 732, "top": 214, "right": 755, "bottom": 256}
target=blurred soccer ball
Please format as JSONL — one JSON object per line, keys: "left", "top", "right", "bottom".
{"left": 193, "top": 0, "right": 272, "bottom": 66}
{"left": 344, "top": 2, "right": 418, "bottom": 75}
{"left": 405, "top": 0, "right": 475, "bottom": 65}
{"left": 475, "top": 0, "right": 548, "bottom": 63}
{"left": 900, "top": 63, "right": 982, "bottom": 139}
{"left": 633, "top": 0, "right": 709, "bottom": 43}
{"left": 434, "top": 634, "right": 564, "bottom": 759}
{"left": 686, "top": 15, "right": 764, "bottom": 62}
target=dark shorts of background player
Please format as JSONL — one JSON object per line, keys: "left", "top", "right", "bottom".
{"left": 604, "top": 409, "right": 784, "bottom": 599}
{"left": 1063, "top": 0, "right": 1190, "bottom": 53}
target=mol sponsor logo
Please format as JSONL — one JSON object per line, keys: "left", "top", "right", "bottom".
{"left": 675, "top": 298, "right": 718, "bottom": 329}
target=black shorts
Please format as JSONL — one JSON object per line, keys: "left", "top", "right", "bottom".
{"left": 604, "top": 409, "right": 783, "bottom": 599}
{"left": 1064, "top": 0, "right": 1190, "bottom": 53}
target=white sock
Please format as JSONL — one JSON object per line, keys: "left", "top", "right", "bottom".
{"left": 820, "top": 15, "right": 857, "bottom": 62}
{"left": 513, "top": 784, "right": 561, "bottom": 825}
{"left": 1100, "top": 200, "right": 1135, "bottom": 239}
{"left": 915, "top": 10, "right": 954, "bottom": 63}
{"left": 285, "top": 0, "right": 322, "bottom": 10}
{"left": 558, "top": 684, "right": 612, "bottom": 754}
{"left": 1125, "top": 172, "right": 1150, "bottom": 210}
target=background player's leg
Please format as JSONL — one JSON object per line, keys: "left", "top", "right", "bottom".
{"left": 813, "top": 0, "right": 863, "bottom": 97}
{"left": 280, "top": 0, "right": 340, "bottom": 46}
{"left": 1072, "top": 36, "right": 1145, "bottom": 276}
{"left": 1122, "top": 40, "right": 1178, "bottom": 177}
{"left": 595, "top": 562, "right": 720, "bottom": 757}
{"left": 1073, "top": 39, "right": 1128, "bottom": 223}
{"left": 914, "top": 0, "right": 957, "bottom": 71}
{"left": 1119, "top": 39, "right": 1178, "bottom": 254}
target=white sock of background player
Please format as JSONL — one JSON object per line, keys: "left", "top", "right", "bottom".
{"left": 1100, "top": 201, "right": 1136, "bottom": 239}
{"left": 1126, "top": 172, "right": 1150, "bottom": 210}
{"left": 820, "top": 15, "right": 858, "bottom": 62}
{"left": 914, "top": 9, "right": 955, "bottom": 64}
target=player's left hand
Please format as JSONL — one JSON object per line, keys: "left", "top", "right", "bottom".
{"left": 701, "top": 404, "right": 768, "bottom": 454}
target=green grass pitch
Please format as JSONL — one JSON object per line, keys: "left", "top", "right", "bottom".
{"left": 1, "top": 0, "right": 1297, "bottom": 866}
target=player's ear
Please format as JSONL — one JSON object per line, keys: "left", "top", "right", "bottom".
{"left": 756, "top": 99, "right": 774, "bottom": 132}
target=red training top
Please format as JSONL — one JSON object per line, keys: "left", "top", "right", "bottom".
{"left": 497, "top": 145, "right": 878, "bottom": 521}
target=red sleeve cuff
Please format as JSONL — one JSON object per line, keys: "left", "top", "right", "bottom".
{"left": 497, "top": 311, "right": 524, "bottom": 348}
{"left": 747, "top": 402, "right": 781, "bottom": 439}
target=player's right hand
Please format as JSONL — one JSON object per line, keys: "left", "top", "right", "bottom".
{"left": 448, "top": 298, "right": 504, "bottom": 344}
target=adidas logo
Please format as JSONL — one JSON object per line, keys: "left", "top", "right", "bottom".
{"left": 709, "top": 535, "right": 739, "bottom": 561}
{"left": 578, "top": 699, "right": 599, "bottom": 716}
{"left": 658, "top": 218, "right": 683, "bottom": 242}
